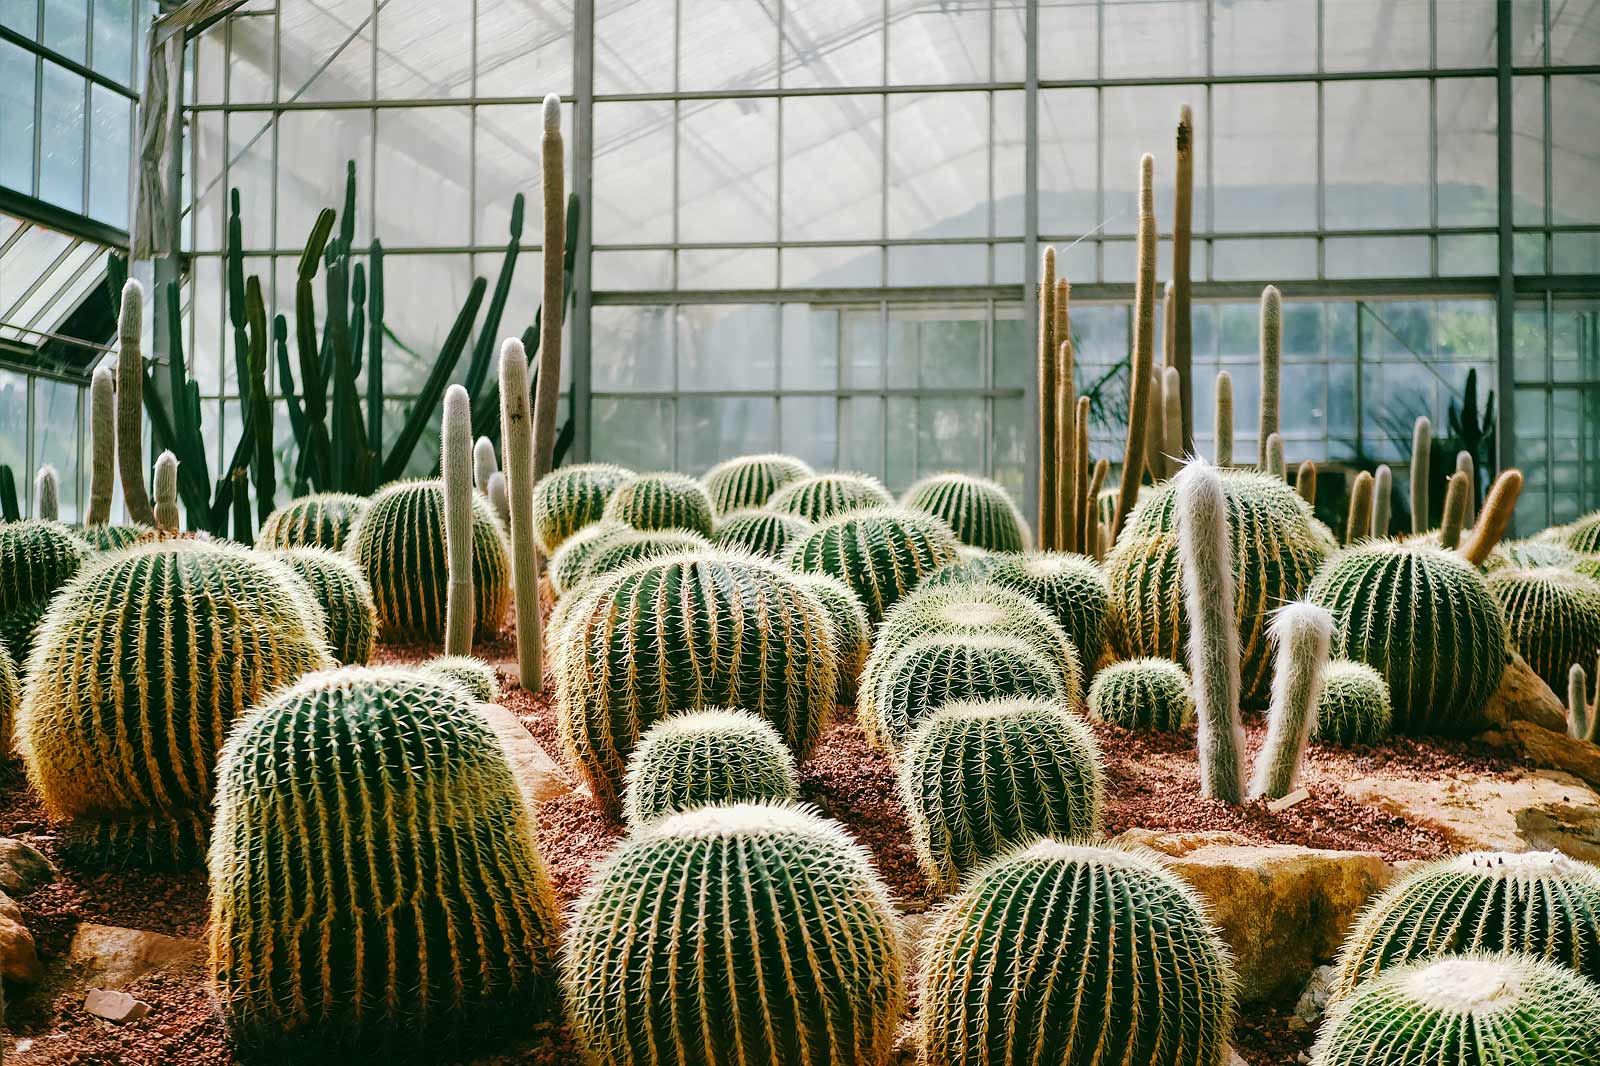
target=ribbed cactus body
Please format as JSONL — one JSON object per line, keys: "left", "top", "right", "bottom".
{"left": 0, "top": 641, "right": 16, "bottom": 753}
{"left": 767, "top": 471, "right": 893, "bottom": 522}
{"left": 547, "top": 518, "right": 629, "bottom": 595}
{"left": 20, "top": 541, "right": 331, "bottom": 866}
{"left": 554, "top": 554, "right": 838, "bottom": 817}
{"left": 1312, "top": 954, "right": 1600, "bottom": 1066}
{"left": 1313, "top": 660, "right": 1393, "bottom": 745}
{"left": 899, "top": 697, "right": 1103, "bottom": 889}
{"left": 1486, "top": 566, "right": 1600, "bottom": 696}
{"left": 529, "top": 462, "right": 633, "bottom": 555}
{"left": 419, "top": 655, "right": 500, "bottom": 703}
{"left": 868, "top": 635, "right": 1066, "bottom": 754}
{"left": 0, "top": 520, "right": 88, "bottom": 662}
{"left": 789, "top": 570, "right": 870, "bottom": 703}
{"left": 1487, "top": 539, "right": 1581, "bottom": 571}
{"left": 564, "top": 802, "right": 905, "bottom": 1066}
{"left": 701, "top": 452, "right": 814, "bottom": 514}
{"left": 76, "top": 524, "right": 148, "bottom": 552}
{"left": 917, "top": 841, "right": 1236, "bottom": 1066}
{"left": 210, "top": 668, "right": 561, "bottom": 1057}
{"left": 602, "top": 472, "right": 715, "bottom": 536}
{"left": 901, "top": 472, "right": 1030, "bottom": 552}
{"left": 622, "top": 708, "right": 799, "bottom": 828}
{"left": 1565, "top": 510, "right": 1600, "bottom": 553}
{"left": 710, "top": 507, "right": 813, "bottom": 559}
{"left": 268, "top": 547, "right": 376, "bottom": 665}
{"left": 347, "top": 480, "right": 511, "bottom": 642}
{"left": 787, "top": 506, "right": 963, "bottom": 623}
{"left": 256, "top": 492, "right": 369, "bottom": 552}
{"left": 1307, "top": 542, "right": 1509, "bottom": 734}
{"left": 920, "top": 551, "right": 1110, "bottom": 665}
{"left": 1087, "top": 657, "right": 1195, "bottom": 730}
{"left": 579, "top": 527, "right": 711, "bottom": 585}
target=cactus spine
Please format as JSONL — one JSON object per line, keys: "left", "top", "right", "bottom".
{"left": 498, "top": 338, "right": 542, "bottom": 688}
{"left": 1371, "top": 463, "right": 1392, "bottom": 537}
{"left": 1264, "top": 431, "right": 1284, "bottom": 479}
{"left": 86, "top": 364, "right": 115, "bottom": 525}
{"left": 1460, "top": 468, "right": 1523, "bottom": 566}
{"left": 1114, "top": 154, "right": 1158, "bottom": 539}
{"left": 1258, "top": 285, "right": 1281, "bottom": 467}
{"left": 114, "top": 279, "right": 155, "bottom": 526}
{"left": 1037, "top": 245, "right": 1058, "bottom": 548}
{"left": 152, "top": 451, "right": 179, "bottom": 532}
{"left": 1215, "top": 370, "right": 1234, "bottom": 466}
{"left": 1456, "top": 450, "right": 1477, "bottom": 526}
{"left": 1410, "top": 416, "right": 1432, "bottom": 533}
{"left": 1439, "top": 470, "right": 1470, "bottom": 549}
{"left": 441, "top": 384, "right": 475, "bottom": 656}
{"left": 702, "top": 452, "right": 813, "bottom": 514}
{"left": 1314, "top": 660, "right": 1393, "bottom": 745}
{"left": 1173, "top": 103, "right": 1195, "bottom": 454}
{"left": 532, "top": 94, "right": 565, "bottom": 485}
{"left": 1346, "top": 470, "right": 1373, "bottom": 545}
{"left": 256, "top": 493, "right": 369, "bottom": 552}
{"left": 1297, "top": 459, "right": 1318, "bottom": 505}
{"left": 621, "top": 708, "right": 799, "bottom": 828}
{"left": 901, "top": 472, "right": 1030, "bottom": 552}
{"left": 1249, "top": 601, "right": 1333, "bottom": 800}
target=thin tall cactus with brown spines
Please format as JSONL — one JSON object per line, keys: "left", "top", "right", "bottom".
{"left": 115, "top": 279, "right": 155, "bottom": 526}
{"left": 1114, "top": 154, "right": 1158, "bottom": 540}
{"left": 474, "top": 437, "right": 498, "bottom": 494}
{"left": 1057, "top": 341, "right": 1076, "bottom": 552}
{"left": 1215, "top": 370, "right": 1234, "bottom": 467}
{"left": 1460, "top": 469, "right": 1523, "bottom": 566}
{"left": 441, "top": 384, "right": 475, "bottom": 657}
{"left": 1162, "top": 366, "right": 1183, "bottom": 480}
{"left": 532, "top": 94, "right": 565, "bottom": 485}
{"left": 1372, "top": 464, "right": 1393, "bottom": 538}
{"left": 1456, "top": 450, "right": 1477, "bottom": 527}
{"left": 1258, "top": 285, "right": 1281, "bottom": 468}
{"left": 1439, "top": 470, "right": 1471, "bottom": 549}
{"left": 499, "top": 338, "right": 542, "bottom": 690}
{"left": 1174, "top": 104, "right": 1195, "bottom": 453}
{"left": 1249, "top": 601, "right": 1334, "bottom": 800}
{"left": 33, "top": 466, "right": 58, "bottom": 521}
{"left": 1037, "top": 246, "right": 1057, "bottom": 549}
{"left": 1075, "top": 396, "right": 1091, "bottom": 551}
{"left": 1346, "top": 470, "right": 1374, "bottom": 546}
{"left": 1297, "top": 460, "right": 1318, "bottom": 505}
{"left": 1085, "top": 457, "right": 1108, "bottom": 559}
{"left": 1264, "top": 432, "right": 1284, "bottom": 479}
{"left": 1411, "top": 416, "right": 1432, "bottom": 534}
{"left": 87, "top": 365, "right": 115, "bottom": 525}
{"left": 153, "top": 451, "right": 180, "bottom": 533}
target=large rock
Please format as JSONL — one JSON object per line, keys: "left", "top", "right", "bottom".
{"left": 64, "top": 923, "right": 204, "bottom": 991}
{"left": 0, "top": 837, "right": 56, "bottom": 894}
{"left": 0, "top": 890, "right": 42, "bottom": 984}
{"left": 1480, "top": 720, "right": 1600, "bottom": 790}
{"left": 1479, "top": 652, "right": 1568, "bottom": 733}
{"left": 475, "top": 702, "right": 576, "bottom": 806}
{"left": 1115, "top": 830, "right": 1393, "bottom": 1003}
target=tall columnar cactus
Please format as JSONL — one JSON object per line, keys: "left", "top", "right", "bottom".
{"left": 1175, "top": 459, "right": 1246, "bottom": 803}
{"left": 1314, "top": 660, "right": 1393, "bottom": 745}
{"left": 621, "top": 708, "right": 799, "bottom": 828}
{"left": 767, "top": 471, "right": 893, "bottom": 522}
{"left": 1146, "top": 355, "right": 1168, "bottom": 480}
{"left": 1258, "top": 286, "right": 1281, "bottom": 467}
{"left": 348, "top": 479, "right": 511, "bottom": 643}
{"left": 917, "top": 841, "right": 1236, "bottom": 1066}
{"left": 901, "top": 472, "right": 1030, "bottom": 552}
{"left": 473, "top": 436, "right": 497, "bottom": 493}
{"left": 1439, "top": 470, "right": 1471, "bottom": 549}
{"left": 1114, "top": 154, "right": 1158, "bottom": 539}
{"left": 563, "top": 802, "right": 905, "bottom": 1066}
{"left": 1345, "top": 470, "right": 1373, "bottom": 545}
{"left": 1410, "top": 415, "right": 1432, "bottom": 534}
{"left": 418, "top": 654, "right": 500, "bottom": 703}
{"left": 702, "top": 453, "right": 814, "bottom": 515}
{"left": 210, "top": 668, "right": 561, "bottom": 1057}
{"left": 1297, "top": 459, "right": 1318, "bottom": 505}
{"left": 1037, "top": 246, "right": 1058, "bottom": 548}
{"left": 1460, "top": 468, "right": 1524, "bottom": 567}
{"left": 602, "top": 472, "right": 715, "bottom": 537}
{"left": 1264, "top": 432, "right": 1285, "bottom": 479}
{"left": 1330, "top": 850, "right": 1600, "bottom": 1000}
{"left": 554, "top": 554, "right": 838, "bottom": 817}
{"left": 20, "top": 541, "right": 331, "bottom": 866}
{"left": 1371, "top": 463, "right": 1392, "bottom": 537}
{"left": 0, "top": 640, "right": 17, "bottom": 753}
{"left": 115, "top": 279, "right": 155, "bottom": 526}
{"left": 440, "top": 384, "right": 476, "bottom": 655}
{"left": 1088, "top": 657, "right": 1195, "bottom": 731}
{"left": 1568, "top": 662, "right": 1594, "bottom": 742}
{"left": 270, "top": 547, "right": 378, "bottom": 665}
{"left": 1215, "top": 369, "right": 1234, "bottom": 467}
{"left": 486, "top": 470, "right": 509, "bottom": 528}
{"left": 153, "top": 450, "right": 180, "bottom": 533}
{"left": 0, "top": 520, "right": 88, "bottom": 662}
{"left": 86, "top": 364, "right": 115, "bottom": 525}
{"left": 499, "top": 338, "right": 543, "bottom": 689}
{"left": 529, "top": 461, "right": 634, "bottom": 555}
{"left": 1075, "top": 396, "right": 1093, "bottom": 544}
{"left": 786, "top": 506, "right": 963, "bottom": 623}
{"left": 928, "top": 551, "right": 1111, "bottom": 667}
{"left": 899, "top": 697, "right": 1103, "bottom": 889}
{"left": 1312, "top": 954, "right": 1600, "bottom": 1066}
{"left": 711, "top": 508, "right": 813, "bottom": 559}
{"left": 256, "top": 492, "right": 369, "bottom": 552}
{"left": 1173, "top": 103, "right": 1195, "bottom": 453}
{"left": 1456, "top": 450, "right": 1477, "bottom": 526}
{"left": 1486, "top": 566, "right": 1600, "bottom": 697}
{"left": 1248, "top": 602, "right": 1333, "bottom": 800}
{"left": 1058, "top": 334, "right": 1079, "bottom": 553}
{"left": 579, "top": 528, "right": 711, "bottom": 586}
{"left": 1162, "top": 365, "right": 1184, "bottom": 480}
{"left": 789, "top": 570, "right": 870, "bottom": 702}
{"left": 547, "top": 518, "right": 629, "bottom": 595}
{"left": 33, "top": 465, "right": 58, "bottom": 521}
{"left": 532, "top": 94, "right": 566, "bottom": 486}
{"left": 1308, "top": 542, "right": 1509, "bottom": 734}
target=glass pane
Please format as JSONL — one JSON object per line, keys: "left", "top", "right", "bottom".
{"left": 887, "top": 243, "right": 987, "bottom": 286}
{"left": 782, "top": 0, "right": 883, "bottom": 89}
{"left": 781, "top": 304, "right": 841, "bottom": 390}
{"left": 88, "top": 83, "right": 130, "bottom": 228}
{"left": 678, "top": 247, "right": 777, "bottom": 290}
{"left": 1213, "top": 83, "right": 1317, "bottom": 232}
{"left": 838, "top": 395, "right": 884, "bottom": 476}
{"left": 1512, "top": 76, "right": 1546, "bottom": 226}
{"left": 1102, "top": 85, "right": 1207, "bottom": 235}
{"left": 1509, "top": 0, "right": 1546, "bottom": 65}
{"left": 681, "top": 0, "right": 776, "bottom": 92}
{"left": 1552, "top": 75, "right": 1600, "bottom": 225}
{"left": 993, "top": 90, "right": 1025, "bottom": 237}
{"left": 781, "top": 246, "right": 881, "bottom": 288}
{"left": 1437, "top": 234, "right": 1499, "bottom": 276}
{"left": 1211, "top": 238, "right": 1318, "bottom": 281}
{"left": 374, "top": 107, "right": 470, "bottom": 248}
{"left": 1323, "top": 0, "right": 1429, "bottom": 72}
{"left": 39, "top": 63, "right": 85, "bottom": 213}
{"left": 679, "top": 97, "right": 776, "bottom": 243}
{"left": 0, "top": 39, "right": 36, "bottom": 194}
{"left": 1037, "top": 0, "right": 1098, "bottom": 80}
{"left": 1, "top": 1, "right": 37, "bottom": 40}
{"left": 592, "top": 396, "right": 673, "bottom": 470}
{"left": 839, "top": 306, "right": 885, "bottom": 388}
{"left": 593, "top": 101, "right": 673, "bottom": 244}
{"left": 1554, "top": 232, "right": 1600, "bottom": 274}
{"left": 33, "top": 377, "right": 79, "bottom": 520}
{"left": 1213, "top": 0, "right": 1316, "bottom": 75}
{"left": 277, "top": 0, "right": 373, "bottom": 103}
{"left": 43, "top": 0, "right": 87, "bottom": 63}
{"left": 592, "top": 304, "right": 672, "bottom": 391}
{"left": 593, "top": 249, "right": 672, "bottom": 291}
{"left": 1324, "top": 80, "right": 1430, "bottom": 230}
{"left": 678, "top": 304, "right": 777, "bottom": 391}
{"left": 780, "top": 395, "right": 837, "bottom": 470}
{"left": 227, "top": 11, "right": 274, "bottom": 105}
{"left": 1102, "top": 0, "right": 1205, "bottom": 79}
{"left": 1550, "top": 1, "right": 1600, "bottom": 65}
{"left": 887, "top": 91, "right": 989, "bottom": 239}
{"left": 477, "top": 0, "right": 573, "bottom": 98}
{"left": 594, "top": 0, "right": 673, "bottom": 94}
{"left": 994, "top": 305, "right": 1028, "bottom": 390}
{"left": 781, "top": 95, "right": 883, "bottom": 242}
{"left": 372, "top": 253, "right": 478, "bottom": 392}
{"left": 91, "top": 0, "right": 133, "bottom": 82}
{"left": 377, "top": 0, "right": 472, "bottom": 98}
{"left": 888, "top": 396, "right": 985, "bottom": 488}
{"left": 677, "top": 396, "right": 779, "bottom": 473}
{"left": 275, "top": 108, "right": 373, "bottom": 249}
{"left": 887, "top": 307, "right": 984, "bottom": 389}
{"left": 1435, "top": 0, "right": 1498, "bottom": 69}
{"left": 1436, "top": 78, "right": 1499, "bottom": 227}
{"left": 1325, "top": 236, "right": 1431, "bottom": 277}
{"left": 1038, "top": 88, "right": 1098, "bottom": 240}
{"left": 475, "top": 103, "right": 573, "bottom": 248}
{"left": 0, "top": 370, "right": 25, "bottom": 486}
{"left": 887, "top": 0, "right": 989, "bottom": 85}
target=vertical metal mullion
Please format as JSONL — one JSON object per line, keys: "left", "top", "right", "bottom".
{"left": 24, "top": 375, "right": 35, "bottom": 517}
{"left": 1022, "top": 0, "right": 1038, "bottom": 513}
{"left": 1315, "top": 0, "right": 1325, "bottom": 280}
{"left": 573, "top": 0, "right": 595, "bottom": 460}
{"left": 268, "top": 0, "right": 281, "bottom": 395}
{"left": 1494, "top": 0, "right": 1517, "bottom": 482}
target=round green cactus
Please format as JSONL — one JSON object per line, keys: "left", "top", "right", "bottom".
{"left": 18, "top": 541, "right": 332, "bottom": 866}
{"left": 789, "top": 570, "right": 870, "bottom": 702}
{"left": 937, "top": 551, "right": 1112, "bottom": 667}
{"left": 1565, "top": 510, "right": 1600, "bottom": 553}
{"left": 579, "top": 527, "right": 712, "bottom": 586}
{"left": 601, "top": 471, "right": 715, "bottom": 536}
{"left": 554, "top": 553, "right": 838, "bottom": 818}
{"left": 767, "top": 471, "right": 893, "bottom": 522}
{"left": 622, "top": 708, "right": 799, "bottom": 828}
{"left": 1307, "top": 541, "right": 1510, "bottom": 734}
{"left": 1313, "top": 659, "right": 1393, "bottom": 745}
{"left": 701, "top": 453, "right": 814, "bottom": 514}
{"left": 256, "top": 492, "right": 369, "bottom": 552}
{"left": 1486, "top": 566, "right": 1600, "bottom": 697}
{"left": 75, "top": 524, "right": 148, "bottom": 552}
{"left": 1106, "top": 469, "right": 1336, "bottom": 709}
{"left": 547, "top": 518, "right": 629, "bottom": 595}
{"left": 210, "top": 667, "right": 561, "bottom": 1058}
{"left": 1087, "top": 657, "right": 1194, "bottom": 731}
{"left": 529, "top": 461, "right": 633, "bottom": 555}
{"left": 1312, "top": 954, "right": 1600, "bottom": 1066}
{"left": 711, "top": 507, "right": 813, "bottom": 559}
{"left": 563, "top": 802, "right": 905, "bottom": 1066}
{"left": 1330, "top": 850, "right": 1600, "bottom": 1000}
{"left": 901, "top": 472, "right": 1031, "bottom": 552}
{"left": 270, "top": 547, "right": 378, "bottom": 665}
{"left": 418, "top": 654, "right": 499, "bottom": 703}
{"left": 0, "top": 520, "right": 88, "bottom": 662}
{"left": 787, "top": 506, "right": 964, "bottom": 623}
{"left": 899, "top": 697, "right": 1104, "bottom": 889}
{"left": 917, "top": 840, "right": 1236, "bottom": 1066}
{"left": 347, "top": 479, "right": 511, "bottom": 643}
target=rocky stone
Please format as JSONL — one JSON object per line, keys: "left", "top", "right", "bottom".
{"left": 65, "top": 923, "right": 204, "bottom": 991}
{"left": 83, "top": 988, "right": 150, "bottom": 1024}
{"left": 1479, "top": 720, "right": 1600, "bottom": 790}
{"left": 1291, "top": 964, "right": 1338, "bottom": 1032}
{"left": 0, "top": 889, "right": 42, "bottom": 984}
{"left": 1342, "top": 767, "right": 1600, "bottom": 858}
{"left": 476, "top": 702, "right": 576, "bottom": 806}
{"left": 1479, "top": 652, "right": 1568, "bottom": 733}
{"left": 1115, "top": 829, "right": 1393, "bottom": 1003}
{"left": 0, "top": 837, "right": 56, "bottom": 894}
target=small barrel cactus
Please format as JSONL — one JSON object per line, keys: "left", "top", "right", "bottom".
{"left": 899, "top": 697, "right": 1104, "bottom": 889}
{"left": 788, "top": 570, "right": 870, "bottom": 703}
{"left": 901, "top": 472, "right": 1031, "bottom": 552}
{"left": 1313, "top": 660, "right": 1393, "bottom": 745}
{"left": 529, "top": 461, "right": 633, "bottom": 554}
{"left": 917, "top": 840, "right": 1236, "bottom": 1066}
{"left": 19, "top": 541, "right": 332, "bottom": 866}
{"left": 563, "top": 802, "right": 905, "bottom": 1066}
{"left": 601, "top": 471, "right": 715, "bottom": 536}
{"left": 984, "top": 551, "right": 1110, "bottom": 666}
{"left": 210, "top": 667, "right": 561, "bottom": 1058}
{"left": 1308, "top": 541, "right": 1509, "bottom": 734}
{"left": 76, "top": 524, "right": 148, "bottom": 552}
{"left": 787, "top": 506, "right": 963, "bottom": 623}
{"left": 578, "top": 527, "right": 711, "bottom": 585}
{"left": 547, "top": 518, "right": 629, "bottom": 595}
{"left": 920, "top": 552, "right": 1005, "bottom": 588}
{"left": 1087, "top": 657, "right": 1195, "bottom": 731}
{"left": 767, "top": 471, "right": 893, "bottom": 522}
{"left": 418, "top": 654, "right": 500, "bottom": 703}
{"left": 270, "top": 547, "right": 378, "bottom": 665}
{"left": 1486, "top": 566, "right": 1600, "bottom": 697}
{"left": 0, "top": 520, "right": 88, "bottom": 662}
{"left": 256, "top": 492, "right": 369, "bottom": 552}
{"left": 347, "top": 479, "right": 512, "bottom": 643}
{"left": 1312, "top": 954, "right": 1600, "bottom": 1066}
{"left": 622, "top": 708, "right": 799, "bottom": 828}
{"left": 701, "top": 452, "right": 814, "bottom": 514}
{"left": 711, "top": 507, "right": 813, "bottom": 559}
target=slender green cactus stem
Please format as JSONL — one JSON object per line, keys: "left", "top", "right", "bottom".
{"left": 1346, "top": 470, "right": 1374, "bottom": 546}
{"left": 87, "top": 365, "right": 115, "bottom": 525}
{"left": 153, "top": 450, "right": 180, "bottom": 532}
{"left": 487, "top": 471, "right": 509, "bottom": 528}
{"left": 474, "top": 437, "right": 498, "bottom": 494}
{"left": 1411, "top": 416, "right": 1432, "bottom": 534}
{"left": 116, "top": 279, "right": 155, "bottom": 526}
{"left": 1114, "top": 154, "right": 1158, "bottom": 540}
{"left": 1258, "top": 285, "right": 1281, "bottom": 468}
{"left": 1460, "top": 469, "right": 1523, "bottom": 567}
{"left": 441, "top": 385, "right": 475, "bottom": 657}
{"left": 1439, "top": 471, "right": 1470, "bottom": 549}
{"left": 1058, "top": 340, "right": 1076, "bottom": 553}
{"left": 33, "top": 466, "right": 58, "bottom": 521}
{"left": 1264, "top": 432, "right": 1284, "bottom": 479}
{"left": 1214, "top": 370, "right": 1234, "bottom": 467}
{"left": 1297, "top": 460, "right": 1317, "bottom": 505}
{"left": 1174, "top": 104, "right": 1195, "bottom": 453}
{"left": 1175, "top": 459, "right": 1245, "bottom": 803}
{"left": 1249, "top": 602, "right": 1333, "bottom": 800}
{"left": 1085, "top": 457, "right": 1108, "bottom": 560}
{"left": 1037, "top": 246, "right": 1057, "bottom": 549}
{"left": 1456, "top": 450, "right": 1477, "bottom": 527}
{"left": 1569, "top": 663, "right": 1591, "bottom": 742}
{"left": 531, "top": 95, "right": 565, "bottom": 484}
{"left": 1075, "top": 396, "right": 1091, "bottom": 552}
{"left": 499, "top": 338, "right": 542, "bottom": 690}
{"left": 1162, "top": 366, "right": 1184, "bottom": 480}
{"left": 1372, "top": 464, "right": 1393, "bottom": 538}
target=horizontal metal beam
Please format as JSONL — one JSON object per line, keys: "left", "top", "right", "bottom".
{"left": 0, "top": 23, "right": 140, "bottom": 100}
{"left": 0, "top": 188, "right": 131, "bottom": 250}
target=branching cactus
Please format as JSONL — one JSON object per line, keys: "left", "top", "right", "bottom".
{"left": 1258, "top": 286, "right": 1281, "bottom": 467}
{"left": 210, "top": 668, "right": 561, "bottom": 1058}
{"left": 499, "top": 338, "right": 543, "bottom": 688}
{"left": 33, "top": 465, "right": 58, "bottom": 521}
{"left": 1486, "top": 566, "right": 1600, "bottom": 696}
{"left": 901, "top": 472, "right": 1031, "bottom": 552}
{"left": 898, "top": 696, "right": 1104, "bottom": 889}
{"left": 767, "top": 471, "right": 894, "bottom": 522}
{"left": 546, "top": 518, "right": 629, "bottom": 595}
{"left": 418, "top": 654, "right": 500, "bottom": 703}
{"left": 711, "top": 507, "right": 813, "bottom": 559}
{"left": 153, "top": 450, "right": 180, "bottom": 533}
{"left": 86, "top": 364, "right": 115, "bottom": 525}
{"left": 0, "top": 519, "right": 88, "bottom": 662}
{"left": 602, "top": 471, "right": 715, "bottom": 537}
{"left": 1087, "top": 657, "right": 1195, "bottom": 731}
{"left": 1314, "top": 660, "right": 1393, "bottom": 745}
{"left": 1410, "top": 415, "right": 1432, "bottom": 534}
{"left": 1372, "top": 463, "right": 1392, "bottom": 538}
{"left": 441, "top": 384, "right": 475, "bottom": 655}
{"left": 256, "top": 492, "right": 369, "bottom": 552}
{"left": 1248, "top": 602, "right": 1333, "bottom": 800}
{"left": 563, "top": 802, "right": 905, "bottom": 1066}
{"left": 786, "top": 506, "right": 963, "bottom": 623}
{"left": 621, "top": 708, "right": 799, "bottom": 828}
{"left": 788, "top": 570, "right": 870, "bottom": 703}
{"left": 578, "top": 528, "right": 711, "bottom": 585}
{"left": 270, "top": 547, "right": 378, "bottom": 665}
{"left": 1215, "top": 369, "right": 1234, "bottom": 467}
{"left": 115, "top": 279, "right": 155, "bottom": 526}
{"left": 20, "top": 541, "right": 330, "bottom": 866}
{"left": 917, "top": 841, "right": 1237, "bottom": 1066}
{"left": 529, "top": 461, "right": 634, "bottom": 555}
{"left": 701, "top": 453, "right": 814, "bottom": 515}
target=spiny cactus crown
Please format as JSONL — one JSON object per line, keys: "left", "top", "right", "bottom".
{"left": 601, "top": 471, "right": 715, "bottom": 537}
{"left": 76, "top": 523, "right": 148, "bottom": 552}
{"left": 710, "top": 507, "right": 813, "bottom": 559}
{"left": 1313, "top": 659, "right": 1393, "bottom": 745}
{"left": 1564, "top": 510, "right": 1600, "bottom": 553}
{"left": 418, "top": 655, "right": 500, "bottom": 703}
{"left": 529, "top": 462, "right": 633, "bottom": 555}
{"left": 547, "top": 518, "right": 629, "bottom": 595}
{"left": 0, "top": 519, "right": 88, "bottom": 662}
{"left": 787, "top": 506, "right": 964, "bottom": 623}
{"left": 1485, "top": 565, "right": 1600, "bottom": 697}
{"left": 269, "top": 547, "right": 378, "bottom": 666}
{"left": 766, "top": 471, "right": 893, "bottom": 522}
{"left": 578, "top": 527, "right": 712, "bottom": 586}
{"left": 1087, "top": 657, "right": 1195, "bottom": 731}
{"left": 976, "top": 551, "right": 1111, "bottom": 667}
{"left": 901, "top": 472, "right": 1031, "bottom": 553}
{"left": 256, "top": 492, "right": 369, "bottom": 552}
{"left": 1484, "top": 539, "right": 1582, "bottom": 571}
{"left": 787, "top": 569, "right": 870, "bottom": 702}
{"left": 621, "top": 707, "right": 799, "bottom": 828}
{"left": 701, "top": 452, "right": 814, "bottom": 514}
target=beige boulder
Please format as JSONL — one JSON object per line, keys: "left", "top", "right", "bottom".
{"left": 1479, "top": 652, "right": 1568, "bottom": 733}
{"left": 65, "top": 923, "right": 204, "bottom": 991}
{"left": 0, "top": 890, "right": 42, "bottom": 984}
{"left": 1479, "top": 720, "right": 1600, "bottom": 790}
{"left": 475, "top": 702, "right": 576, "bottom": 806}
